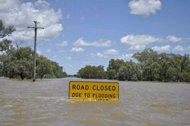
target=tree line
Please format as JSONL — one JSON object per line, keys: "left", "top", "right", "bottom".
{"left": 1, "top": 20, "right": 190, "bottom": 82}
{"left": 0, "top": 20, "right": 67, "bottom": 80}
{"left": 78, "top": 49, "right": 190, "bottom": 82}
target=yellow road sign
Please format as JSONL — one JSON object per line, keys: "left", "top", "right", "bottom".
{"left": 69, "top": 81, "right": 119, "bottom": 101}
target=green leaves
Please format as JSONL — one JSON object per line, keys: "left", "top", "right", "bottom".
{"left": 134, "top": 49, "right": 190, "bottom": 82}
{"left": 0, "top": 20, "right": 15, "bottom": 38}
{"left": 78, "top": 65, "right": 105, "bottom": 79}
{"left": 78, "top": 49, "right": 190, "bottom": 82}
{"left": 108, "top": 60, "right": 141, "bottom": 81}
{"left": 36, "top": 56, "right": 67, "bottom": 79}
{"left": 0, "top": 46, "right": 67, "bottom": 80}
{"left": 77, "top": 49, "right": 190, "bottom": 82}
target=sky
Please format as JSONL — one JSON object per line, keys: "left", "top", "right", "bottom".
{"left": 0, "top": 0, "right": 190, "bottom": 74}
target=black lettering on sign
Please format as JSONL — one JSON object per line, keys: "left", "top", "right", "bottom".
{"left": 81, "top": 85, "right": 89, "bottom": 90}
{"left": 92, "top": 85, "right": 116, "bottom": 91}
{"left": 69, "top": 81, "right": 119, "bottom": 101}
{"left": 92, "top": 85, "right": 96, "bottom": 91}
{"left": 72, "top": 84, "right": 89, "bottom": 90}
{"left": 112, "top": 86, "right": 116, "bottom": 91}
{"left": 92, "top": 93, "right": 116, "bottom": 99}
{"left": 84, "top": 93, "right": 90, "bottom": 98}
{"left": 72, "top": 93, "right": 82, "bottom": 97}
{"left": 72, "top": 84, "right": 76, "bottom": 90}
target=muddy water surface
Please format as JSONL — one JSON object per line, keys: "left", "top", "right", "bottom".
{"left": 0, "top": 78, "right": 190, "bottom": 126}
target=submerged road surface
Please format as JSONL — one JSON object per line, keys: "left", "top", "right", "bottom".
{"left": 0, "top": 78, "right": 190, "bottom": 126}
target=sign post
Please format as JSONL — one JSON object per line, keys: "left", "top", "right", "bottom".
{"left": 28, "top": 21, "right": 44, "bottom": 82}
{"left": 69, "top": 81, "right": 119, "bottom": 101}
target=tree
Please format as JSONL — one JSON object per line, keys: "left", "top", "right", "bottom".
{"left": 106, "top": 69, "right": 117, "bottom": 80}
{"left": 0, "top": 20, "right": 67, "bottom": 80}
{"left": 78, "top": 65, "right": 105, "bottom": 79}
{"left": 179, "top": 55, "right": 190, "bottom": 82}
{"left": 1, "top": 46, "right": 67, "bottom": 79}
{"left": 0, "top": 39, "right": 13, "bottom": 52}
{"left": 49, "top": 61, "right": 67, "bottom": 78}
{"left": 117, "top": 61, "right": 141, "bottom": 81}
{"left": 76, "top": 49, "right": 190, "bottom": 82}
{"left": 133, "top": 49, "right": 160, "bottom": 81}
{"left": 0, "top": 20, "right": 15, "bottom": 38}
{"left": 2, "top": 47, "right": 33, "bottom": 79}
{"left": 133, "top": 48, "right": 158, "bottom": 63}
{"left": 36, "top": 55, "right": 51, "bottom": 79}
{"left": 118, "top": 66, "right": 128, "bottom": 81}
{"left": 0, "top": 20, "right": 15, "bottom": 77}
{"left": 158, "top": 53, "right": 190, "bottom": 82}
{"left": 132, "top": 49, "right": 190, "bottom": 82}
{"left": 107, "top": 59, "right": 125, "bottom": 79}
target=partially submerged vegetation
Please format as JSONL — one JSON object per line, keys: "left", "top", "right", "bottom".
{"left": 78, "top": 49, "right": 190, "bottom": 82}
{"left": 1, "top": 20, "right": 190, "bottom": 82}
{"left": 0, "top": 20, "right": 67, "bottom": 80}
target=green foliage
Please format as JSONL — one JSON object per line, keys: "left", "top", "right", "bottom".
{"left": 0, "top": 20, "right": 67, "bottom": 80}
{"left": 134, "top": 49, "right": 190, "bottom": 82}
{"left": 107, "top": 59, "right": 125, "bottom": 79}
{"left": 47, "top": 61, "right": 67, "bottom": 78}
{"left": 78, "top": 65, "right": 105, "bottom": 79}
{"left": 1, "top": 47, "right": 33, "bottom": 79}
{"left": 133, "top": 48, "right": 158, "bottom": 63}
{"left": 1, "top": 20, "right": 189, "bottom": 82}
{"left": 78, "top": 48, "right": 190, "bottom": 82}
{"left": 0, "top": 39, "right": 13, "bottom": 52}
{"left": 180, "top": 64, "right": 190, "bottom": 82}
{"left": 106, "top": 69, "right": 117, "bottom": 80}
{"left": 36, "top": 55, "right": 51, "bottom": 79}
{"left": 107, "top": 60, "right": 141, "bottom": 81}
{"left": 0, "top": 45, "right": 67, "bottom": 80}
{"left": 0, "top": 20, "right": 15, "bottom": 38}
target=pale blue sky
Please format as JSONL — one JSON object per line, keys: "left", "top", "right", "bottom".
{"left": 1, "top": 0, "right": 190, "bottom": 74}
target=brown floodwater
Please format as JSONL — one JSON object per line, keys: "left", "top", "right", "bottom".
{"left": 0, "top": 77, "right": 190, "bottom": 126}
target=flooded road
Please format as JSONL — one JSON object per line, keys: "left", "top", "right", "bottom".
{"left": 0, "top": 77, "right": 190, "bottom": 126}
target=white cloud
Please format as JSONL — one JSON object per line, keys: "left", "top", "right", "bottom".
{"left": 96, "top": 49, "right": 118, "bottom": 58}
{"left": 121, "top": 34, "right": 160, "bottom": 45}
{"left": 104, "top": 49, "right": 118, "bottom": 55}
{"left": 172, "top": 45, "right": 190, "bottom": 52}
{"left": 74, "top": 38, "right": 111, "bottom": 47}
{"left": 152, "top": 45, "right": 171, "bottom": 52}
{"left": 0, "top": 0, "right": 63, "bottom": 41}
{"left": 35, "top": 0, "right": 49, "bottom": 8}
{"left": 121, "top": 34, "right": 190, "bottom": 45}
{"left": 128, "top": 0, "right": 161, "bottom": 16}
{"left": 152, "top": 45, "right": 190, "bottom": 53}
{"left": 173, "top": 45, "right": 184, "bottom": 52}
{"left": 117, "top": 54, "right": 134, "bottom": 61}
{"left": 129, "top": 45, "right": 146, "bottom": 51}
{"left": 71, "top": 47, "right": 85, "bottom": 52}
{"left": 56, "top": 41, "right": 68, "bottom": 47}
{"left": 96, "top": 52, "right": 105, "bottom": 58}
{"left": 0, "top": 0, "right": 19, "bottom": 13}
{"left": 166, "top": 35, "right": 182, "bottom": 42}
{"left": 121, "top": 34, "right": 190, "bottom": 51}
